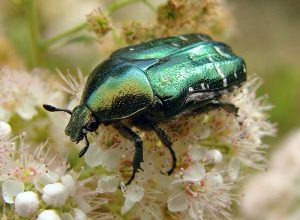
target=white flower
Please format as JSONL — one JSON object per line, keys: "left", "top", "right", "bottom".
{"left": 0, "top": 67, "right": 51, "bottom": 121}
{"left": 97, "top": 175, "right": 119, "bottom": 193}
{"left": 1, "top": 179, "right": 24, "bottom": 204}
{"left": 121, "top": 184, "right": 144, "bottom": 214}
{"left": 0, "top": 121, "right": 11, "bottom": 138}
{"left": 167, "top": 166, "right": 233, "bottom": 220}
{"left": 14, "top": 191, "right": 39, "bottom": 217}
{"left": 37, "top": 210, "right": 61, "bottom": 220}
{"left": 42, "top": 183, "right": 69, "bottom": 207}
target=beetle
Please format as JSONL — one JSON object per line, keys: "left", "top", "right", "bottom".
{"left": 43, "top": 33, "right": 246, "bottom": 185}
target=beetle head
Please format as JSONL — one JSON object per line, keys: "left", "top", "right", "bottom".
{"left": 43, "top": 104, "right": 99, "bottom": 143}
{"left": 65, "top": 105, "right": 98, "bottom": 143}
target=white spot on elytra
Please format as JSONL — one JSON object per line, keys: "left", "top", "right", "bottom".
{"left": 189, "top": 87, "right": 194, "bottom": 92}
{"left": 234, "top": 69, "right": 238, "bottom": 79}
{"left": 208, "top": 56, "right": 228, "bottom": 87}
{"left": 214, "top": 46, "right": 231, "bottom": 59}
{"left": 171, "top": 42, "right": 179, "bottom": 47}
{"left": 243, "top": 64, "right": 247, "bottom": 72}
{"left": 178, "top": 35, "right": 188, "bottom": 41}
{"left": 197, "top": 34, "right": 207, "bottom": 41}
{"left": 201, "top": 83, "right": 206, "bottom": 90}
{"left": 129, "top": 48, "right": 134, "bottom": 51}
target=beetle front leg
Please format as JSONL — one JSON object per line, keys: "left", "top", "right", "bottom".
{"left": 114, "top": 122, "right": 144, "bottom": 186}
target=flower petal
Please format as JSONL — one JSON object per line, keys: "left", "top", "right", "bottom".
{"left": 183, "top": 163, "right": 205, "bottom": 182}
{"left": 123, "top": 184, "right": 144, "bottom": 202}
{"left": 61, "top": 174, "right": 76, "bottom": 195}
{"left": 2, "top": 179, "right": 24, "bottom": 204}
{"left": 84, "top": 144, "right": 103, "bottom": 167}
{"left": 167, "top": 191, "right": 188, "bottom": 212}
{"left": 228, "top": 157, "right": 240, "bottom": 180}
{"left": 121, "top": 199, "right": 136, "bottom": 215}
{"left": 206, "top": 173, "right": 224, "bottom": 187}
{"left": 97, "top": 175, "right": 119, "bottom": 193}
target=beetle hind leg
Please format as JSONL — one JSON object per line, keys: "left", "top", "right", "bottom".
{"left": 114, "top": 122, "right": 144, "bottom": 186}
{"left": 193, "top": 99, "right": 238, "bottom": 115}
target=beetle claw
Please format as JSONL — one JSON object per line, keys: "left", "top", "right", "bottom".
{"left": 160, "top": 166, "right": 175, "bottom": 176}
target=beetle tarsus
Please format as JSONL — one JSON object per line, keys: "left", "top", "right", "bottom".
{"left": 114, "top": 122, "right": 144, "bottom": 185}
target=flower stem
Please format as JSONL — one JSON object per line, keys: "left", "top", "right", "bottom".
{"left": 107, "top": 0, "right": 155, "bottom": 13}
{"left": 42, "top": 0, "right": 156, "bottom": 48}
{"left": 142, "top": 0, "right": 156, "bottom": 12}
{"left": 25, "top": 0, "right": 41, "bottom": 67}
{"left": 42, "top": 23, "right": 88, "bottom": 48}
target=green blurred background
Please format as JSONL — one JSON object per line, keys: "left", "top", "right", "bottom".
{"left": 229, "top": 0, "right": 300, "bottom": 142}
{"left": 0, "top": 0, "right": 299, "bottom": 144}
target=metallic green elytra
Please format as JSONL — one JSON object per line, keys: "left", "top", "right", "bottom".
{"left": 43, "top": 33, "right": 247, "bottom": 185}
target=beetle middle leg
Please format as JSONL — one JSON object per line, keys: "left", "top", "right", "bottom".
{"left": 114, "top": 122, "right": 144, "bottom": 186}
{"left": 133, "top": 118, "right": 177, "bottom": 176}
{"left": 148, "top": 121, "right": 177, "bottom": 175}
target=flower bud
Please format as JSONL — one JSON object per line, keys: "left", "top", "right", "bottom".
{"left": 0, "top": 121, "right": 11, "bottom": 138}
{"left": 42, "top": 183, "right": 69, "bottom": 207}
{"left": 15, "top": 191, "right": 39, "bottom": 217}
{"left": 37, "top": 210, "right": 61, "bottom": 220}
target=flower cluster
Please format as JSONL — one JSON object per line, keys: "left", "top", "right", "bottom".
{"left": 0, "top": 120, "right": 111, "bottom": 219}
{"left": 86, "top": 0, "right": 234, "bottom": 48}
{"left": 0, "top": 68, "right": 50, "bottom": 121}
{"left": 0, "top": 65, "right": 275, "bottom": 219}
{"left": 81, "top": 75, "right": 275, "bottom": 219}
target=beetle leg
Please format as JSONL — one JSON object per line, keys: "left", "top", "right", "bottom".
{"left": 193, "top": 99, "right": 238, "bottom": 115}
{"left": 114, "top": 122, "right": 144, "bottom": 186}
{"left": 78, "top": 133, "right": 90, "bottom": 158}
{"left": 147, "top": 121, "right": 177, "bottom": 176}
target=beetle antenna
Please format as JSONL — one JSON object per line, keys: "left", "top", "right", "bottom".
{"left": 78, "top": 133, "right": 90, "bottom": 158}
{"left": 43, "top": 104, "right": 72, "bottom": 115}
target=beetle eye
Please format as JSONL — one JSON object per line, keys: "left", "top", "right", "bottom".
{"left": 86, "top": 121, "right": 98, "bottom": 131}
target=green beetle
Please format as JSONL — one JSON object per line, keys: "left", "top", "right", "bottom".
{"left": 44, "top": 33, "right": 246, "bottom": 185}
